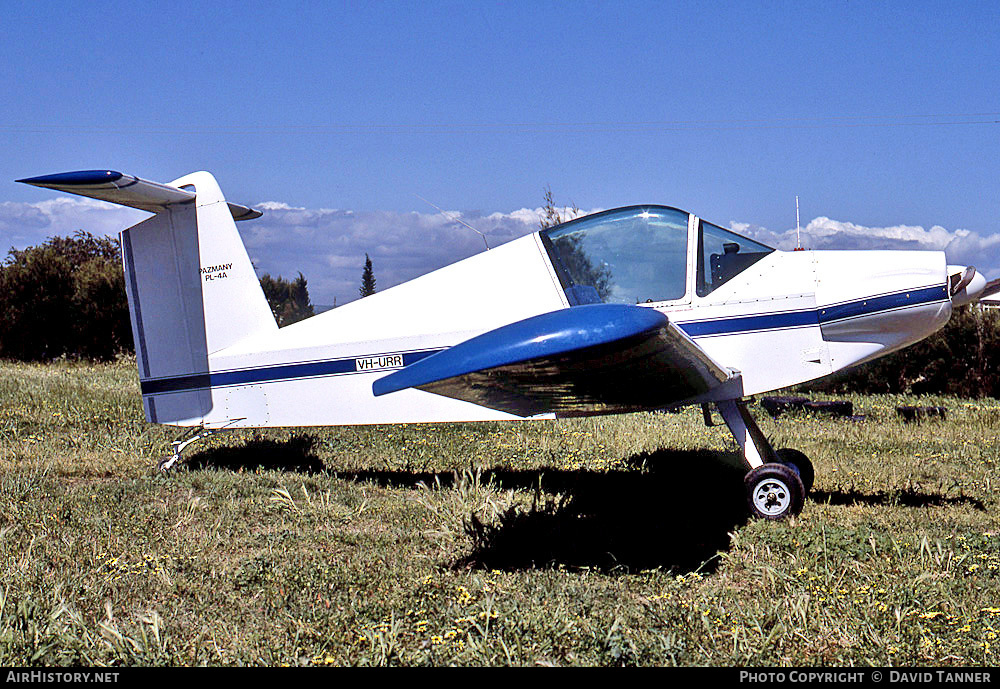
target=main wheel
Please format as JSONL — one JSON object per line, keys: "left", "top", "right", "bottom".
{"left": 745, "top": 463, "right": 805, "bottom": 520}
{"left": 775, "top": 448, "right": 814, "bottom": 494}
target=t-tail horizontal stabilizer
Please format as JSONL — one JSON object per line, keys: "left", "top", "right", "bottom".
{"left": 17, "top": 170, "right": 261, "bottom": 221}
{"left": 373, "top": 303, "right": 734, "bottom": 417}
{"left": 17, "top": 169, "right": 277, "bottom": 427}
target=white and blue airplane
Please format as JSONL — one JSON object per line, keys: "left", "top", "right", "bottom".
{"left": 17, "top": 169, "right": 1000, "bottom": 519}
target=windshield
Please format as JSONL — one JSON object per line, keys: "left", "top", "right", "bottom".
{"left": 540, "top": 206, "right": 690, "bottom": 305}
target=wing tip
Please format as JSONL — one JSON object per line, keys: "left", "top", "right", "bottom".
{"left": 372, "top": 378, "right": 395, "bottom": 397}
{"left": 228, "top": 203, "right": 263, "bottom": 221}
{"left": 17, "top": 170, "right": 124, "bottom": 187}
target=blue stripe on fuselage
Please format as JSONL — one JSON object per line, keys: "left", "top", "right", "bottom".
{"left": 815, "top": 285, "right": 947, "bottom": 324}
{"left": 139, "top": 349, "right": 442, "bottom": 395}
{"left": 138, "top": 285, "right": 948, "bottom": 396}
{"left": 676, "top": 285, "right": 947, "bottom": 338}
{"left": 679, "top": 308, "right": 817, "bottom": 337}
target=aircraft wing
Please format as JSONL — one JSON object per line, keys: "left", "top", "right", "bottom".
{"left": 373, "top": 304, "right": 734, "bottom": 417}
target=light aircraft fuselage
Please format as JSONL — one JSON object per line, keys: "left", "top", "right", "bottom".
{"left": 17, "top": 169, "right": 994, "bottom": 519}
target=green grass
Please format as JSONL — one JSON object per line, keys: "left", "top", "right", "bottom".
{"left": 1, "top": 358, "right": 998, "bottom": 666}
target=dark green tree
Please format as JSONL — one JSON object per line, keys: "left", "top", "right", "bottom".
{"left": 0, "top": 231, "right": 130, "bottom": 360}
{"left": 359, "top": 253, "right": 376, "bottom": 297}
{"left": 259, "top": 272, "right": 315, "bottom": 327}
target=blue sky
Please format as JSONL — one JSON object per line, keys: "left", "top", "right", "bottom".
{"left": 2, "top": 1, "right": 999, "bottom": 305}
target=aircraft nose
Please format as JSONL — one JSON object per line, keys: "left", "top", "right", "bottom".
{"left": 948, "top": 265, "right": 987, "bottom": 307}
{"left": 813, "top": 249, "right": 953, "bottom": 368}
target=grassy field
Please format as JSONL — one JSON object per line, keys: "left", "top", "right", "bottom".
{"left": 1, "top": 357, "right": 998, "bottom": 666}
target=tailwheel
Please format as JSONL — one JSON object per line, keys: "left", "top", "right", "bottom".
{"left": 745, "top": 463, "right": 804, "bottom": 520}
{"left": 158, "top": 453, "right": 181, "bottom": 472}
{"left": 775, "top": 448, "right": 814, "bottom": 494}
{"left": 157, "top": 427, "right": 217, "bottom": 473}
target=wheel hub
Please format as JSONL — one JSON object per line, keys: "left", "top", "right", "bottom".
{"left": 753, "top": 479, "right": 791, "bottom": 516}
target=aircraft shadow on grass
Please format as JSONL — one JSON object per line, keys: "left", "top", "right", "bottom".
{"left": 184, "top": 435, "right": 985, "bottom": 573}
{"left": 809, "top": 487, "right": 985, "bottom": 511}
{"left": 187, "top": 436, "right": 746, "bottom": 572}
{"left": 340, "top": 448, "right": 750, "bottom": 573}
{"left": 185, "top": 433, "right": 326, "bottom": 474}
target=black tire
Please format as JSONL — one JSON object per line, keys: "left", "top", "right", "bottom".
{"left": 745, "top": 463, "right": 805, "bottom": 520}
{"left": 775, "top": 448, "right": 814, "bottom": 494}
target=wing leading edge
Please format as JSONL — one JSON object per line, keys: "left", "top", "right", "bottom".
{"left": 373, "top": 304, "right": 734, "bottom": 417}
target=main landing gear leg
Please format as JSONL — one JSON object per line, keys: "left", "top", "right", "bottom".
{"left": 715, "top": 399, "right": 774, "bottom": 470}
{"left": 158, "top": 427, "right": 217, "bottom": 472}
{"left": 715, "top": 399, "right": 810, "bottom": 520}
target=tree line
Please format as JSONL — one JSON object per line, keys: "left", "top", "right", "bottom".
{"left": 0, "top": 232, "right": 316, "bottom": 361}
{"left": 1, "top": 230, "right": 999, "bottom": 400}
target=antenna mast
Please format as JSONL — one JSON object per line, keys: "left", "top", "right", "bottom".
{"left": 795, "top": 196, "right": 801, "bottom": 250}
{"left": 414, "top": 194, "right": 490, "bottom": 251}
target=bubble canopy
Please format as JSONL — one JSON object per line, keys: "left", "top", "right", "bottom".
{"left": 540, "top": 205, "right": 773, "bottom": 305}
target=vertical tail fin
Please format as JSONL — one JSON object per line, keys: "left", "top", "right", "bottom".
{"left": 122, "top": 171, "right": 277, "bottom": 424}
{"left": 19, "top": 169, "right": 277, "bottom": 425}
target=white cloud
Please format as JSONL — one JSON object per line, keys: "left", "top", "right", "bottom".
{"left": 0, "top": 198, "right": 149, "bottom": 249}
{"left": 736, "top": 217, "right": 1000, "bottom": 277}
{"left": 255, "top": 201, "right": 308, "bottom": 211}
{"left": 2, "top": 196, "right": 998, "bottom": 306}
